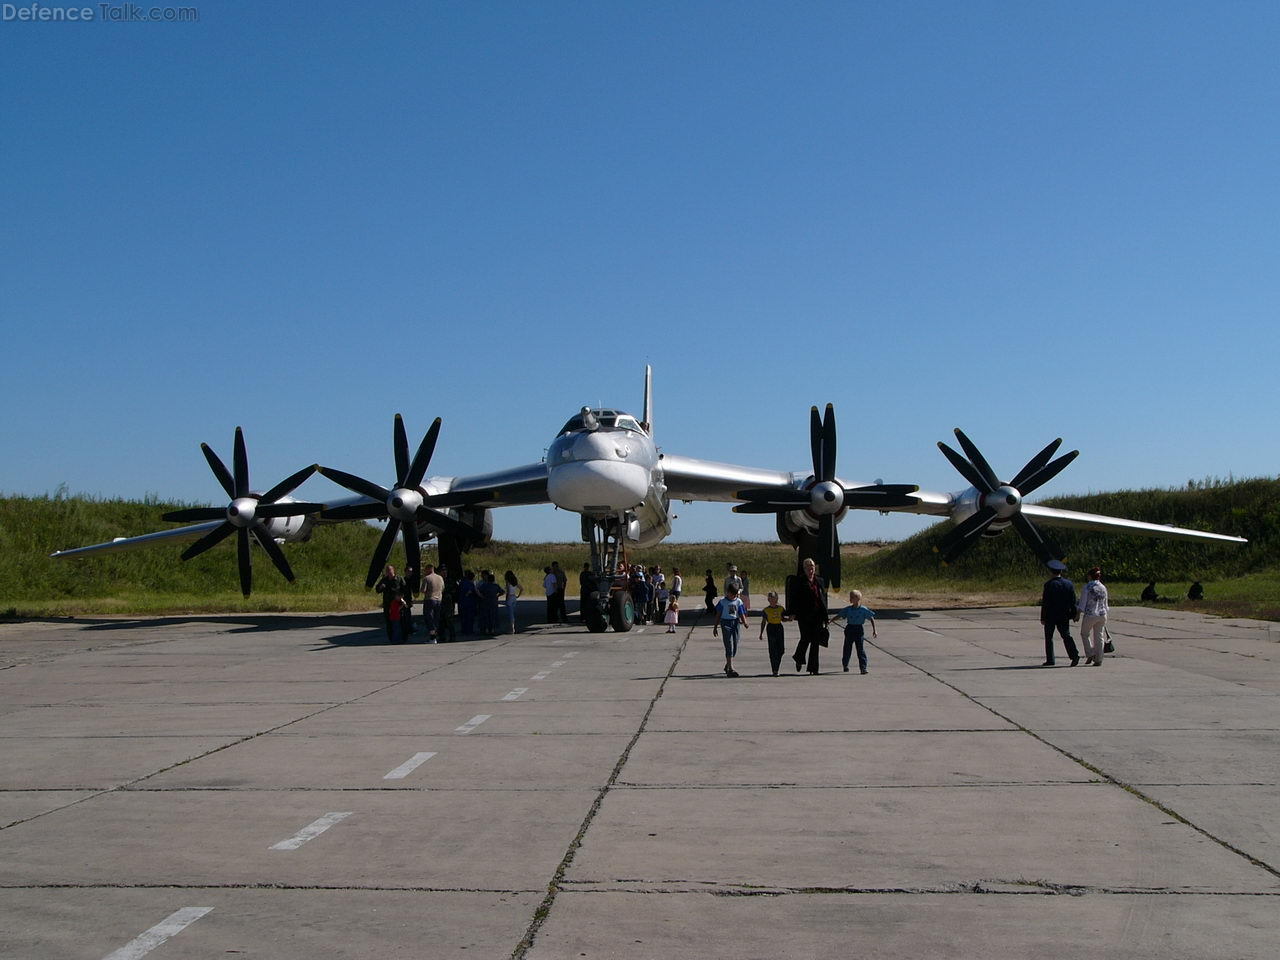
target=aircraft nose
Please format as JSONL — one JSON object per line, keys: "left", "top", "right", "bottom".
{"left": 548, "top": 459, "right": 649, "bottom": 514}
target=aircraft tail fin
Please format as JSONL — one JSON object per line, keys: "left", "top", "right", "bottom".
{"left": 641, "top": 364, "right": 653, "bottom": 436}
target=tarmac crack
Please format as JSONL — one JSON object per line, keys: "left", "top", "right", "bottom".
{"left": 552, "top": 880, "right": 1280, "bottom": 897}
{"left": 879, "top": 641, "right": 1280, "bottom": 883}
{"left": 509, "top": 623, "right": 695, "bottom": 959}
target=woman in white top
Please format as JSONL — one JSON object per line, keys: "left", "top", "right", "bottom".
{"left": 504, "top": 570, "right": 522, "bottom": 634}
{"left": 1077, "top": 566, "right": 1110, "bottom": 665}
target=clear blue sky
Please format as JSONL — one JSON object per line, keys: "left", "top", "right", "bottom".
{"left": 3, "top": 1, "right": 1276, "bottom": 544}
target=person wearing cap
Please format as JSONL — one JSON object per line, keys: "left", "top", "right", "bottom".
{"left": 1040, "top": 559, "right": 1080, "bottom": 667}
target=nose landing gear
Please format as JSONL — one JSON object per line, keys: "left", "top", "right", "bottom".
{"left": 582, "top": 513, "right": 635, "bottom": 633}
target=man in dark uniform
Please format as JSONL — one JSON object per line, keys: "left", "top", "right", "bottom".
{"left": 787, "top": 557, "right": 829, "bottom": 675}
{"left": 1040, "top": 559, "right": 1080, "bottom": 667}
{"left": 374, "top": 564, "right": 406, "bottom": 643}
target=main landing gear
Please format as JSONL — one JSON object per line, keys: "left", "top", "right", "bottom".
{"left": 582, "top": 514, "right": 634, "bottom": 633}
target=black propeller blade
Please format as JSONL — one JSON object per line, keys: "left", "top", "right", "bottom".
{"left": 161, "top": 427, "right": 321, "bottom": 597}
{"left": 318, "top": 415, "right": 480, "bottom": 588}
{"left": 733, "top": 404, "right": 920, "bottom": 589}
{"left": 935, "top": 428, "right": 1078, "bottom": 568}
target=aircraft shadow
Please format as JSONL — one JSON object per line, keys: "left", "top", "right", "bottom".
{"left": 72, "top": 612, "right": 381, "bottom": 634}
{"left": 312, "top": 632, "right": 499, "bottom": 650}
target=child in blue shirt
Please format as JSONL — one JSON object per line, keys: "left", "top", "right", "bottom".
{"left": 830, "top": 589, "right": 876, "bottom": 674}
{"left": 712, "top": 584, "right": 748, "bottom": 677}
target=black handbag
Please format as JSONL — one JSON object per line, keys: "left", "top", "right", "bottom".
{"left": 817, "top": 626, "right": 829, "bottom": 647}
{"left": 1103, "top": 627, "right": 1115, "bottom": 654}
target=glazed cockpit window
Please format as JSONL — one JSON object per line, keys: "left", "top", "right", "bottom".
{"left": 559, "top": 409, "right": 636, "bottom": 435}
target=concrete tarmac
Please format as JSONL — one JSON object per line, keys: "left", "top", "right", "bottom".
{"left": 1, "top": 604, "right": 1277, "bottom": 958}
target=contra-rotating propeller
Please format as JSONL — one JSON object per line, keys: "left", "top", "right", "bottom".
{"left": 161, "top": 427, "right": 323, "bottom": 597}
{"left": 732, "top": 404, "right": 920, "bottom": 588}
{"left": 318, "top": 415, "right": 484, "bottom": 588}
{"left": 934, "top": 428, "right": 1079, "bottom": 566}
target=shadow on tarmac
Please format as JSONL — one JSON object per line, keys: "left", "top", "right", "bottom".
{"left": 69, "top": 613, "right": 381, "bottom": 634}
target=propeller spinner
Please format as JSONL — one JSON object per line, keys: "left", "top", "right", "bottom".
{"left": 734, "top": 404, "right": 920, "bottom": 588}
{"left": 934, "top": 428, "right": 1079, "bottom": 566}
{"left": 161, "top": 427, "right": 322, "bottom": 597}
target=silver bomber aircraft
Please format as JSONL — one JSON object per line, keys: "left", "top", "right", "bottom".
{"left": 51, "top": 366, "right": 1246, "bottom": 632}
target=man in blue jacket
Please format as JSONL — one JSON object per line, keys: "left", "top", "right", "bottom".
{"left": 1039, "top": 559, "right": 1080, "bottom": 667}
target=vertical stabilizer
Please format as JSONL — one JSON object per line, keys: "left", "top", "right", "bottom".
{"left": 641, "top": 365, "right": 653, "bottom": 436}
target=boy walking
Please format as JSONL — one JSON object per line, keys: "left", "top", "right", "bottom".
{"left": 831, "top": 589, "right": 876, "bottom": 674}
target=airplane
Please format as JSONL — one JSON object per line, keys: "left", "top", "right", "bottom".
{"left": 50, "top": 366, "right": 1246, "bottom": 632}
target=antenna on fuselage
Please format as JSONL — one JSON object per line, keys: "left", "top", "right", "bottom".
{"left": 641, "top": 364, "right": 653, "bottom": 436}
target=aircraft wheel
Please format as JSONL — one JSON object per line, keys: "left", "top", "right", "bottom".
{"left": 584, "top": 595, "right": 609, "bottom": 633}
{"left": 609, "top": 591, "right": 635, "bottom": 633}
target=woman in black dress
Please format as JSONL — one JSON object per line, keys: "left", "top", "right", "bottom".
{"left": 703, "top": 569, "right": 717, "bottom": 613}
{"left": 788, "top": 557, "right": 829, "bottom": 674}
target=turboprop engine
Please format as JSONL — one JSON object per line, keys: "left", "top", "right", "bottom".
{"left": 772, "top": 483, "right": 850, "bottom": 549}
{"left": 733, "top": 404, "right": 919, "bottom": 588}
{"left": 933, "top": 428, "right": 1079, "bottom": 566}
{"left": 160, "top": 427, "right": 324, "bottom": 597}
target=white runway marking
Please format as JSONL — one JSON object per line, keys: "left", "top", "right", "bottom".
{"left": 101, "top": 906, "right": 213, "bottom": 960}
{"left": 270, "top": 811, "right": 353, "bottom": 851}
{"left": 551, "top": 637, "right": 568, "bottom": 644}
{"left": 530, "top": 671, "right": 550, "bottom": 681}
{"left": 551, "top": 660, "right": 566, "bottom": 667}
{"left": 455, "top": 714, "right": 491, "bottom": 734}
{"left": 501, "top": 687, "right": 528, "bottom": 701}
{"left": 383, "top": 751, "right": 437, "bottom": 780}
{"left": 563, "top": 651, "right": 579, "bottom": 658}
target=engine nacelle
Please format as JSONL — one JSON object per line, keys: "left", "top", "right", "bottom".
{"left": 258, "top": 511, "right": 316, "bottom": 543}
{"left": 948, "top": 486, "right": 1011, "bottom": 539}
{"left": 775, "top": 502, "right": 849, "bottom": 547}
{"left": 457, "top": 507, "right": 493, "bottom": 548}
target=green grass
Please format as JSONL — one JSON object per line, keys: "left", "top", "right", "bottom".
{"left": 3, "top": 477, "right": 1277, "bottom": 619}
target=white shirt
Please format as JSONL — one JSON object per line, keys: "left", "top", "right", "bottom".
{"left": 1078, "top": 580, "right": 1109, "bottom": 617}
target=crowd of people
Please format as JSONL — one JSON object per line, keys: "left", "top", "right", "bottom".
{"left": 374, "top": 553, "right": 1200, "bottom": 679}
{"left": 374, "top": 562, "right": 530, "bottom": 643}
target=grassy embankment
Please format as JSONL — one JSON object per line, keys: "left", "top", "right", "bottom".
{"left": 2, "top": 476, "right": 1277, "bottom": 619}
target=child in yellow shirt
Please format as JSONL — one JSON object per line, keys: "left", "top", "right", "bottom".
{"left": 759, "top": 591, "right": 790, "bottom": 676}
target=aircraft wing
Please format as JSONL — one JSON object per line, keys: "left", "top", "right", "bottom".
{"left": 436, "top": 462, "right": 550, "bottom": 507}
{"left": 659, "top": 453, "right": 1245, "bottom": 548}
{"left": 50, "top": 521, "right": 224, "bottom": 559}
{"left": 1021, "top": 504, "right": 1248, "bottom": 544}
{"left": 661, "top": 454, "right": 950, "bottom": 513}
{"left": 50, "top": 463, "right": 551, "bottom": 563}
{"left": 659, "top": 453, "right": 797, "bottom": 502}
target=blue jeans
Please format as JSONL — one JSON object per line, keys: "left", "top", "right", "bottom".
{"left": 843, "top": 624, "right": 867, "bottom": 672}
{"left": 720, "top": 619, "right": 740, "bottom": 658}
